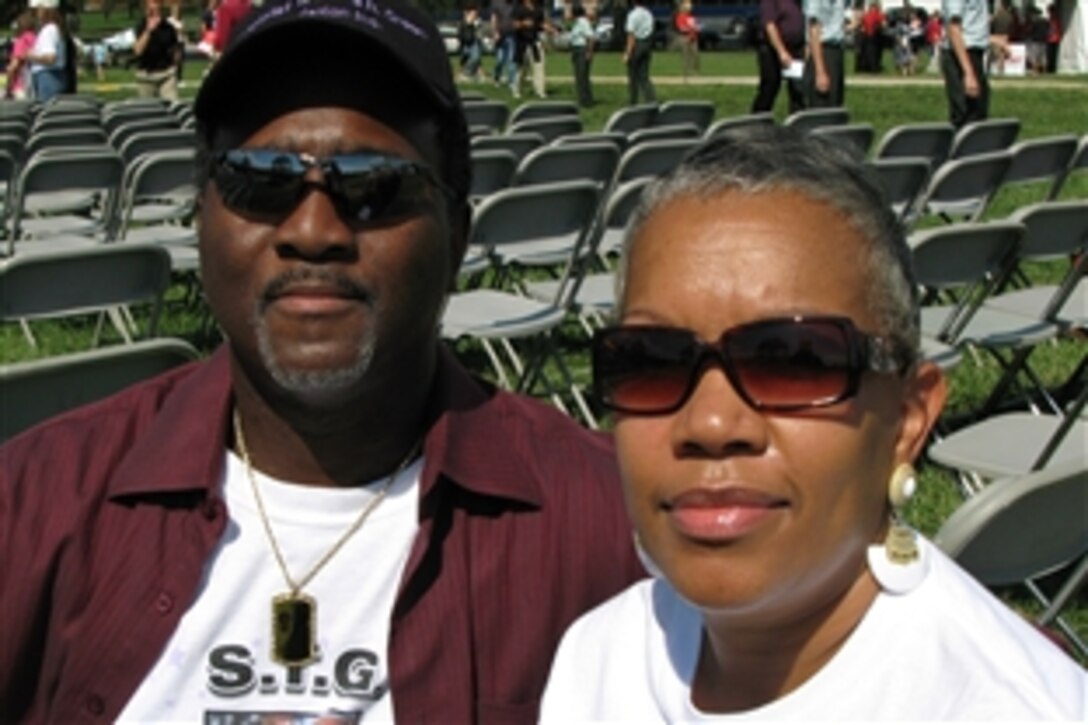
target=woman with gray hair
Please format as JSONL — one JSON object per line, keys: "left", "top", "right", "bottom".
{"left": 541, "top": 126, "right": 1087, "bottom": 720}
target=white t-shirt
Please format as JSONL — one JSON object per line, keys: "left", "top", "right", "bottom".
{"left": 30, "top": 22, "right": 65, "bottom": 72}
{"left": 118, "top": 451, "right": 422, "bottom": 723}
{"left": 626, "top": 6, "right": 655, "bottom": 41}
{"left": 542, "top": 538, "right": 1088, "bottom": 721}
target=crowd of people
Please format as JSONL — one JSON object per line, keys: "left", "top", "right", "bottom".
{"left": 1, "top": 0, "right": 1086, "bottom": 721}
{"left": 3, "top": 0, "right": 254, "bottom": 102}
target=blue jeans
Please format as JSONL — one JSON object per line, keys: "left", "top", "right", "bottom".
{"left": 493, "top": 35, "right": 517, "bottom": 86}
{"left": 461, "top": 41, "right": 482, "bottom": 77}
{"left": 32, "top": 68, "right": 66, "bottom": 103}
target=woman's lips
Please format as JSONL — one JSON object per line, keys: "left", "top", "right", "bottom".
{"left": 665, "top": 487, "right": 788, "bottom": 542}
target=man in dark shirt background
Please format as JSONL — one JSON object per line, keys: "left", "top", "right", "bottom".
{"left": 752, "top": 0, "right": 805, "bottom": 114}
{"left": 133, "top": 0, "right": 180, "bottom": 100}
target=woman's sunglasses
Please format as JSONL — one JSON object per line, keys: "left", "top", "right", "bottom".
{"left": 210, "top": 149, "right": 452, "bottom": 223}
{"left": 592, "top": 316, "right": 907, "bottom": 415}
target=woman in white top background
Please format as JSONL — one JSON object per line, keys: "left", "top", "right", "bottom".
{"left": 541, "top": 126, "right": 1087, "bottom": 721}
{"left": 24, "top": 0, "right": 70, "bottom": 102}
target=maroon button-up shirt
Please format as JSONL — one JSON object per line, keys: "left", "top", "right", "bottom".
{"left": 0, "top": 346, "right": 643, "bottom": 723}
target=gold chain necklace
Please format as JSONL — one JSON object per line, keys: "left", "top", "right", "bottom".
{"left": 233, "top": 408, "right": 420, "bottom": 668}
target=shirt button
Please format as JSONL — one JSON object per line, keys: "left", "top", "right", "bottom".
{"left": 202, "top": 499, "right": 219, "bottom": 520}
{"left": 85, "top": 695, "right": 105, "bottom": 716}
{"left": 155, "top": 592, "right": 174, "bottom": 614}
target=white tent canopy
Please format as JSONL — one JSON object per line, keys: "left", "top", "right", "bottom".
{"left": 1057, "top": 0, "right": 1087, "bottom": 73}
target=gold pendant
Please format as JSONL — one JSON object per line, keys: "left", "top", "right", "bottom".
{"left": 271, "top": 592, "right": 318, "bottom": 667}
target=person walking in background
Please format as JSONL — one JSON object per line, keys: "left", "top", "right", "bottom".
{"left": 513, "top": 0, "right": 550, "bottom": 99}
{"left": 925, "top": 8, "right": 942, "bottom": 72}
{"left": 491, "top": 0, "right": 517, "bottom": 90}
{"left": 458, "top": 3, "right": 484, "bottom": 82}
{"left": 133, "top": 0, "right": 181, "bottom": 100}
{"left": 941, "top": 0, "right": 989, "bottom": 128}
{"left": 893, "top": 8, "right": 916, "bottom": 75}
{"left": 4, "top": 11, "right": 37, "bottom": 100}
{"left": 569, "top": 3, "right": 595, "bottom": 107}
{"left": 212, "top": 0, "right": 250, "bottom": 56}
{"left": 168, "top": 1, "right": 186, "bottom": 83}
{"left": 624, "top": 0, "right": 657, "bottom": 105}
{"left": 858, "top": 1, "right": 884, "bottom": 73}
{"left": 1046, "top": 2, "right": 1061, "bottom": 74}
{"left": 674, "top": 1, "right": 700, "bottom": 82}
{"left": 989, "top": 0, "right": 1011, "bottom": 75}
{"left": 25, "top": 0, "right": 70, "bottom": 102}
{"left": 751, "top": 0, "right": 805, "bottom": 114}
{"left": 803, "top": 0, "right": 846, "bottom": 108}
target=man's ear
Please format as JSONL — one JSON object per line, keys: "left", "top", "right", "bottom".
{"left": 894, "top": 361, "right": 948, "bottom": 464}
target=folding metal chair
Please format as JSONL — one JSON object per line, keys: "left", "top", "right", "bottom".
{"left": 996, "top": 135, "right": 1080, "bottom": 205}
{"left": 872, "top": 121, "right": 955, "bottom": 168}
{"left": 654, "top": 101, "right": 715, "bottom": 133}
{"left": 441, "top": 181, "right": 603, "bottom": 425}
{"left": 506, "top": 116, "right": 584, "bottom": 144}
{"left": 512, "top": 142, "right": 619, "bottom": 189}
{"left": 470, "top": 132, "right": 546, "bottom": 164}
{"left": 7, "top": 148, "right": 126, "bottom": 253}
{"left": 552, "top": 131, "right": 628, "bottom": 153}
{"left": 462, "top": 100, "right": 511, "bottom": 135}
{"left": 704, "top": 112, "right": 776, "bottom": 139}
{"left": 470, "top": 149, "right": 519, "bottom": 202}
{"left": 603, "top": 104, "right": 658, "bottom": 135}
{"left": 0, "top": 243, "right": 173, "bottom": 348}
{"left": 0, "top": 337, "right": 200, "bottom": 443}
{"left": 812, "top": 123, "right": 876, "bottom": 156}
{"left": 908, "top": 150, "right": 1013, "bottom": 227}
{"left": 1048, "top": 134, "right": 1088, "bottom": 201}
{"left": 867, "top": 157, "right": 932, "bottom": 223}
{"left": 611, "top": 138, "right": 700, "bottom": 188}
{"left": 782, "top": 107, "right": 849, "bottom": 133}
{"left": 628, "top": 123, "right": 702, "bottom": 147}
{"left": 948, "top": 117, "right": 1021, "bottom": 160}
{"left": 507, "top": 100, "right": 580, "bottom": 127}
{"left": 933, "top": 459, "right": 1088, "bottom": 659}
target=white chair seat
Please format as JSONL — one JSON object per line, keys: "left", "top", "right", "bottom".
{"left": 928, "top": 412, "right": 1087, "bottom": 480}
{"left": 985, "top": 281, "right": 1087, "bottom": 327}
{"left": 921, "top": 305, "right": 1058, "bottom": 349}
{"left": 441, "top": 289, "right": 567, "bottom": 339}
{"left": 25, "top": 190, "right": 98, "bottom": 216}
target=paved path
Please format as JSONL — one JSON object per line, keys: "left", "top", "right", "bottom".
{"left": 83, "top": 73, "right": 1087, "bottom": 94}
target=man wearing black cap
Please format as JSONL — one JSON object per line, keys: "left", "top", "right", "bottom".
{"left": 0, "top": 0, "right": 642, "bottom": 721}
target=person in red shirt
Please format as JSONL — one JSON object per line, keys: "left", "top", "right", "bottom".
{"left": 858, "top": 1, "right": 885, "bottom": 73}
{"left": 213, "top": 0, "right": 250, "bottom": 55}
{"left": 674, "top": 0, "right": 700, "bottom": 81}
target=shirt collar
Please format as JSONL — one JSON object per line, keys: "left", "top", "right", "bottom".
{"left": 109, "top": 345, "right": 544, "bottom": 508}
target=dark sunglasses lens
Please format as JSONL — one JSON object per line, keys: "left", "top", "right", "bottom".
{"left": 215, "top": 150, "right": 305, "bottom": 216}
{"left": 728, "top": 320, "right": 853, "bottom": 408}
{"left": 332, "top": 159, "right": 419, "bottom": 222}
{"left": 594, "top": 328, "right": 698, "bottom": 413}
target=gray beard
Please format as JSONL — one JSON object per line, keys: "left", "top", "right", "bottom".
{"left": 253, "top": 304, "right": 379, "bottom": 406}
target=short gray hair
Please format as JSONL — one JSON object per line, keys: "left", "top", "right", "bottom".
{"left": 616, "top": 125, "right": 920, "bottom": 367}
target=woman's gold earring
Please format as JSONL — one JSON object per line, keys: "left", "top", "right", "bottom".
{"left": 867, "top": 462, "right": 927, "bottom": 594}
{"left": 886, "top": 463, "right": 919, "bottom": 565}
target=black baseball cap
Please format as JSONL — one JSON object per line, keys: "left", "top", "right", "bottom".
{"left": 194, "top": 0, "right": 459, "bottom": 136}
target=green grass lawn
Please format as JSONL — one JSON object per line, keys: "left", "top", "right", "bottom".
{"left": 6, "top": 42, "right": 1088, "bottom": 659}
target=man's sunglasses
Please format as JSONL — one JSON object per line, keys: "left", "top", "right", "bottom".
{"left": 211, "top": 149, "right": 452, "bottom": 222}
{"left": 592, "top": 316, "right": 907, "bottom": 415}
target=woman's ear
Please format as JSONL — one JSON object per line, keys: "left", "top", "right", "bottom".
{"left": 895, "top": 361, "right": 947, "bottom": 464}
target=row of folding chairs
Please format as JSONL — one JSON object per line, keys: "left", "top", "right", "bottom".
{"left": 872, "top": 133, "right": 1088, "bottom": 229}
{"left": 3, "top": 146, "right": 198, "bottom": 273}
